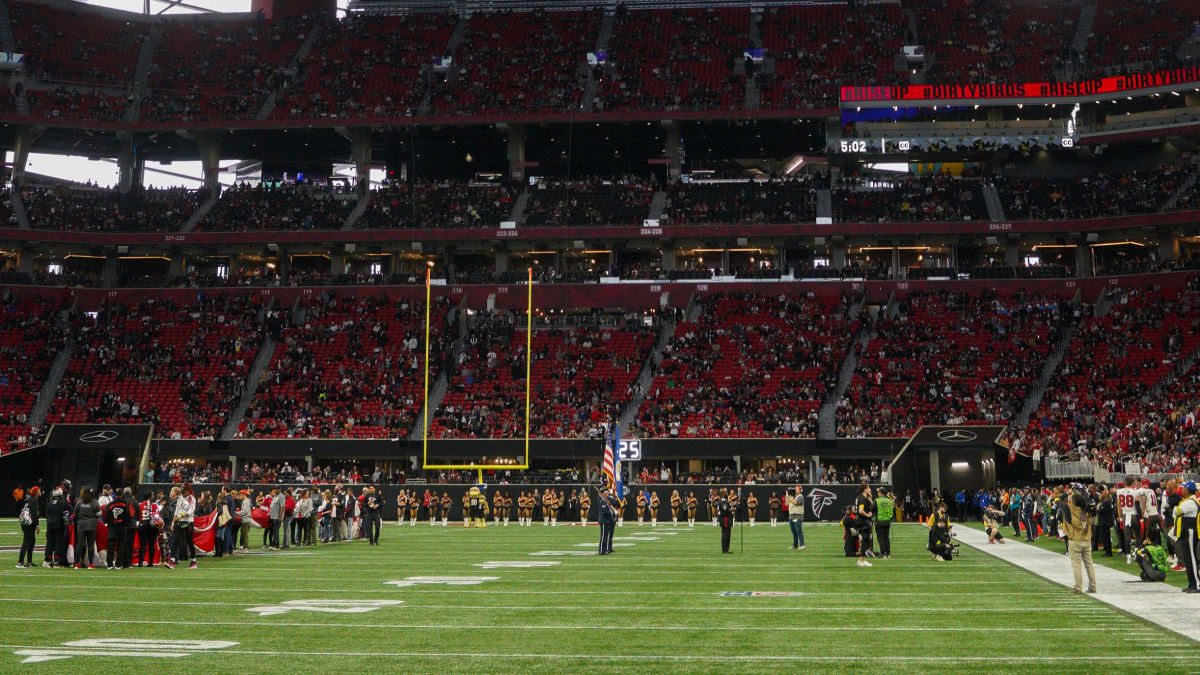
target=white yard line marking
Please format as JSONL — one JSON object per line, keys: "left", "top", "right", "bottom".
{"left": 0, "top": 598, "right": 1117, "bottom": 611}
{"left": 0, "top": 583, "right": 1096, "bottom": 598}
{"left": 0, "top": 643, "right": 1193, "bottom": 662}
{"left": 0, "top": 616, "right": 1139, "bottom": 632}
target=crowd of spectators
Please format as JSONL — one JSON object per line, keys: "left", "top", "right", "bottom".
{"left": 9, "top": 1, "right": 145, "bottom": 86}
{"left": 46, "top": 294, "right": 264, "bottom": 439}
{"left": 910, "top": 0, "right": 1084, "bottom": 82}
{"left": 834, "top": 176, "right": 987, "bottom": 223}
{"left": 22, "top": 185, "right": 203, "bottom": 232}
{"left": 429, "top": 10, "right": 598, "bottom": 116}
{"left": 0, "top": 270, "right": 100, "bottom": 287}
{"left": 237, "top": 293, "right": 451, "bottom": 439}
{"left": 143, "top": 14, "right": 312, "bottom": 122}
{"left": 817, "top": 462, "right": 885, "bottom": 485}
{"left": 275, "top": 13, "right": 453, "bottom": 120}
{"left": 636, "top": 292, "right": 853, "bottom": 438}
{"left": 838, "top": 290, "right": 1073, "bottom": 437}
{"left": 523, "top": 176, "right": 654, "bottom": 227}
{"left": 757, "top": 3, "right": 904, "bottom": 110}
{"left": 598, "top": 7, "right": 746, "bottom": 113}
{"left": 358, "top": 181, "right": 514, "bottom": 230}
{"left": 1021, "top": 280, "right": 1200, "bottom": 473}
{"left": 5, "top": 1, "right": 1199, "bottom": 126}
{"left": 199, "top": 183, "right": 354, "bottom": 232}
{"left": 431, "top": 311, "right": 654, "bottom": 438}
{"left": 995, "top": 165, "right": 1198, "bottom": 220}
{"left": 1086, "top": 0, "right": 1199, "bottom": 74}
{"left": 0, "top": 291, "right": 66, "bottom": 454}
{"left": 27, "top": 88, "right": 126, "bottom": 122}
{"left": 664, "top": 177, "right": 816, "bottom": 225}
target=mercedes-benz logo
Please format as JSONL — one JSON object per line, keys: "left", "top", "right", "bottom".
{"left": 79, "top": 430, "right": 119, "bottom": 443}
{"left": 937, "top": 429, "right": 978, "bottom": 442}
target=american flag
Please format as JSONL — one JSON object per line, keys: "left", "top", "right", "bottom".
{"left": 602, "top": 430, "right": 617, "bottom": 491}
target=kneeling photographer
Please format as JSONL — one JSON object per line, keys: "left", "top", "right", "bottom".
{"left": 928, "top": 502, "right": 956, "bottom": 561}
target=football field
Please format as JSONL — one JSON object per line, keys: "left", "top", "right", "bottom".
{"left": 0, "top": 519, "right": 1196, "bottom": 673}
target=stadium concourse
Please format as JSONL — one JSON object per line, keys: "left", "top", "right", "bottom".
{"left": 2, "top": 0, "right": 1200, "bottom": 669}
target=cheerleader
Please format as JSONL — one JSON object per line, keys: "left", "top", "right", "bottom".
{"left": 768, "top": 492, "right": 781, "bottom": 527}
{"left": 551, "top": 490, "right": 562, "bottom": 527}
{"left": 686, "top": 492, "right": 698, "bottom": 527}
{"left": 670, "top": 490, "right": 682, "bottom": 526}
{"left": 617, "top": 494, "right": 626, "bottom": 526}
{"left": 650, "top": 492, "right": 661, "bottom": 527}
{"left": 708, "top": 489, "right": 719, "bottom": 526}
{"left": 517, "top": 492, "right": 528, "bottom": 525}
{"left": 407, "top": 492, "right": 419, "bottom": 526}
{"left": 395, "top": 491, "right": 408, "bottom": 525}
{"left": 461, "top": 492, "right": 471, "bottom": 526}
{"left": 636, "top": 492, "right": 647, "bottom": 525}
{"left": 541, "top": 489, "right": 553, "bottom": 526}
{"left": 493, "top": 490, "right": 504, "bottom": 526}
{"left": 579, "top": 490, "right": 591, "bottom": 527}
{"left": 728, "top": 490, "right": 740, "bottom": 525}
{"left": 502, "top": 492, "right": 513, "bottom": 526}
{"left": 746, "top": 492, "right": 758, "bottom": 527}
{"left": 425, "top": 490, "right": 436, "bottom": 526}
{"left": 440, "top": 492, "right": 452, "bottom": 526}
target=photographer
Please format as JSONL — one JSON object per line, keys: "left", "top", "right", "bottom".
{"left": 983, "top": 504, "right": 1007, "bottom": 544}
{"left": 1062, "top": 483, "right": 1097, "bottom": 594}
{"left": 928, "top": 502, "right": 955, "bottom": 561}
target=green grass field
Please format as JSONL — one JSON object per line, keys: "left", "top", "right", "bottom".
{"left": 0, "top": 519, "right": 1195, "bottom": 673}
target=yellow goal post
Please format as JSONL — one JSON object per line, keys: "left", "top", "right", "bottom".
{"left": 421, "top": 266, "right": 532, "bottom": 481}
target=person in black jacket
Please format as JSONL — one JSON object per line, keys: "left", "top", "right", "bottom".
{"left": 363, "top": 486, "right": 382, "bottom": 546}
{"left": 17, "top": 486, "right": 40, "bottom": 568}
{"left": 597, "top": 489, "right": 616, "bottom": 555}
{"left": 717, "top": 489, "right": 735, "bottom": 554}
{"left": 102, "top": 490, "right": 133, "bottom": 570}
{"left": 43, "top": 487, "right": 70, "bottom": 568}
